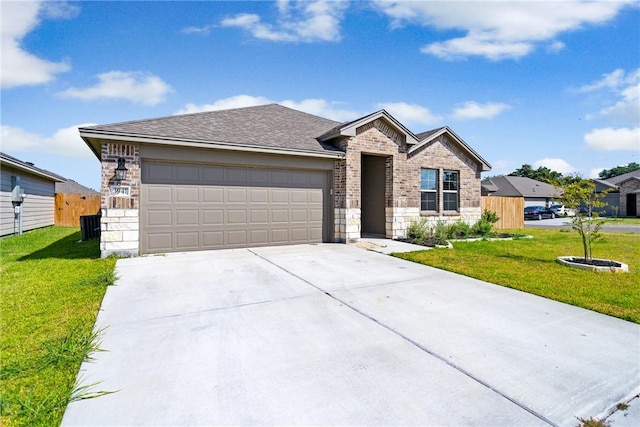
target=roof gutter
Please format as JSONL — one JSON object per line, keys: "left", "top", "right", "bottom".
{"left": 0, "top": 156, "right": 65, "bottom": 182}
{"left": 79, "top": 130, "right": 346, "bottom": 160}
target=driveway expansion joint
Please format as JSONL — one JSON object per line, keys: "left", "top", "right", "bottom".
{"left": 249, "top": 249, "right": 559, "bottom": 427}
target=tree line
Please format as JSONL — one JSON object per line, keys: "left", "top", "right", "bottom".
{"left": 485, "top": 162, "right": 639, "bottom": 185}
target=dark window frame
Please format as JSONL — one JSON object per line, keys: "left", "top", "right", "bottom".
{"left": 443, "top": 170, "right": 459, "bottom": 211}
{"left": 420, "top": 169, "right": 438, "bottom": 211}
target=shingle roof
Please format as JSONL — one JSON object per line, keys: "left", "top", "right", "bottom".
{"left": 481, "top": 175, "right": 559, "bottom": 198}
{"left": 415, "top": 128, "right": 444, "bottom": 140}
{"left": 601, "top": 169, "right": 640, "bottom": 186}
{"left": 55, "top": 180, "right": 99, "bottom": 195}
{"left": 0, "top": 152, "right": 66, "bottom": 182}
{"left": 80, "top": 104, "right": 343, "bottom": 157}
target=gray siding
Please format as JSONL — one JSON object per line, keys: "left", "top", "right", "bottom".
{"left": 1, "top": 165, "right": 56, "bottom": 236}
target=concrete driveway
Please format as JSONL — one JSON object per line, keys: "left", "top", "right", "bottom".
{"left": 63, "top": 244, "right": 639, "bottom": 426}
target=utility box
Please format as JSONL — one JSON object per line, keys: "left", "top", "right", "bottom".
{"left": 80, "top": 214, "right": 101, "bottom": 241}
{"left": 11, "top": 176, "right": 24, "bottom": 204}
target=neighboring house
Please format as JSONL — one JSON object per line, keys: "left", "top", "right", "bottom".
{"left": 55, "top": 179, "right": 99, "bottom": 196}
{"left": 594, "top": 169, "right": 640, "bottom": 217}
{"left": 80, "top": 104, "right": 491, "bottom": 257}
{"left": 1, "top": 152, "right": 65, "bottom": 237}
{"left": 481, "top": 175, "right": 559, "bottom": 207}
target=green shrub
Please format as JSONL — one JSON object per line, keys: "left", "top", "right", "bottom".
{"left": 406, "top": 217, "right": 429, "bottom": 243}
{"left": 471, "top": 219, "right": 493, "bottom": 236}
{"left": 432, "top": 221, "right": 448, "bottom": 242}
{"left": 447, "top": 220, "right": 471, "bottom": 239}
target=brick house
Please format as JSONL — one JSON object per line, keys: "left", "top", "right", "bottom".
{"left": 80, "top": 104, "right": 491, "bottom": 257}
{"left": 594, "top": 170, "right": 640, "bottom": 217}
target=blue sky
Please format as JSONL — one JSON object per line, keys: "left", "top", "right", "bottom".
{"left": 2, "top": 0, "right": 639, "bottom": 191}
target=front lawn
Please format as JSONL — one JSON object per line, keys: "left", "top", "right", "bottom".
{"left": 606, "top": 217, "right": 640, "bottom": 225}
{"left": 0, "top": 227, "right": 116, "bottom": 426}
{"left": 394, "top": 228, "right": 640, "bottom": 323}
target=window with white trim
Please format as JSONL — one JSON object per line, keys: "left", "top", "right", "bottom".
{"left": 443, "top": 170, "right": 459, "bottom": 211}
{"left": 420, "top": 169, "right": 437, "bottom": 211}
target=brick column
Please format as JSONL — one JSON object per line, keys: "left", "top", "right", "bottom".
{"left": 100, "top": 143, "right": 140, "bottom": 257}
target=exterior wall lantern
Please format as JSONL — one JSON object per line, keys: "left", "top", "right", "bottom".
{"left": 114, "top": 158, "right": 128, "bottom": 182}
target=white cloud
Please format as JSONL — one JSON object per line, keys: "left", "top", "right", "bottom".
{"left": 175, "top": 95, "right": 274, "bottom": 114}
{"left": 176, "top": 95, "right": 358, "bottom": 122}
{"left": 1, "top": 124, "right": 96, "bottom": 158}
{"left": 588, "top": 168, "right": 605, "bottom": 179}
{"left": 373, "top": 1, "right": 634, "bottom": 61}
{"left": 280, "top": 98, "right": 358, "bottom": 121}
{"left": 578, "top": 69, "right": 640, "bottom": 124}
{"left": 451, "top": 101, "right": 510, "bottom": 120}
{"left": 376, "top": 102, "right": 441, "bottom": 127}
{"left": 598, "top": 82, "right": 640, "bottom": 125}
{"left": 180, "top": 24, "right": 216, "bottom": 35}
{"left": 58, "top": 71, "right": 172, "bottom": 105}
{"left": 533, "top": 158, "right": 576, "bottom": 174}
{"left": 578, "top": 68, "right": 640, "bottom": 151}
{"left": 577, "top": 68, "right": 628, "bottom": 92}
{"left": 584, "top": 127, "right": 640, "bottom": 151}
{"left": 1, "top": 1, "right": 74, "bottom": 88}
{"left": 220, "top": 0, "right": 348, "bottom": 42}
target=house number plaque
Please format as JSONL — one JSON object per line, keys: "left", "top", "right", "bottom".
{"left": 109, "top": 185, "right": 131, "bottom": 197}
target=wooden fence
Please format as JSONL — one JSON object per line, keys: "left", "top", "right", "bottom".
{"left": 481, "top": 196, "right": 524, "bottom": 229}
{"left": 55, "top": 194, "right": 101, "bottom": 227}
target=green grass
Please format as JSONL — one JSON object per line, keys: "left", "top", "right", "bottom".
{"left": 0, "top": 227, "right": 116, "bottom": 427}
{"left": 606, "top": 217, "right": 640, "bottom": 225}
{"left": 394, "top": 228, "right": 640, "bottom": 323}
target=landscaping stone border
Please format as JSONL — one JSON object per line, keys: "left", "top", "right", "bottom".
{"left": 556, "top": 256, "right": 629, "bottom": 273}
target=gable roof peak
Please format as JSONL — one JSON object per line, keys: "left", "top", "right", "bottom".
{"left": 318, "top": 109, "right": 420, "bottom": 144}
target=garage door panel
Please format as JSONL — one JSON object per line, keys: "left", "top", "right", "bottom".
{"left": 250, "top": 210, "right": 269, "bottom": 223}
{"left": 271, "top": 229, "right": 289, "bottom": 243}
{"left": 147, "top": 210, "right": 172, "bottom": 226}
{"left": 202, "top": 188, "right": 223, "bottom": 203}
{"left": 226, "top": 188, "right": 247, "bottom": 203}
{"left": 309, "top": 190, "right": 323, "bottom": 203}
{"left": 227, "top": 230, "right": 247, "bottom": 245}
{"left": 310, "top": 227, "right": 323, "bottom": 240}
{"left": 291, "top": 228, "right": 308, "bottom": 242}
{"left": 141, "top": 161, "right": 328, "bottom": 254}
{"left": 291, "top": 210, "right": 308, "bottom": 222}
{"left": 176, "top": 187, "right": 199, "bottom": 203}
{"left": 250, "top": 189, "right": 268, "bottom": 203}
{"left": 249, "top": 230, "right": 269, "bottom": 245}
{"left": 203, "top": 231, "right": 223, "bottom": 247}
{"left": 291, "top": 190, "right": 308, "bottom": 203}
{"left": 310, "top": 209, "right": 323, "bottom": 222}
{"left": 176, "top": 210, "right": 198, "bottom": 225}
{"left": 203, "top": 210, "right": 223, "bottom": 225}
{"left": 146, "top": 233, "right": 172, "bottom": 251}
{"left": 271, "top": 189, "right": 289, "bottom": 203}
{"left": 176, "top": 232, "right": 199, "bottom": 249}
{"left": 271, "top": 209, "right": 289, "bottom": 223}
{"left": 227, "top": 210, "right": 247, "bottom": 224}
{"left": 147, "top": 186, "right": 172, "bottom": 203}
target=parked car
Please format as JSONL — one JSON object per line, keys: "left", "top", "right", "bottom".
{"left": 524, "top": 206, "right": 556, "bottom": 220}
{"left": 550, "top": 204, "right": 576, "bottom": 217}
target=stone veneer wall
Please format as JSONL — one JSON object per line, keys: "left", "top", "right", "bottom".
{"left": 100, "top": 143, "right": 140, "bottom": 257}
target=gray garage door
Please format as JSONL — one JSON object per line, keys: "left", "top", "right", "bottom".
{"left": 140, "top": 161, "right": 328, "bottom": 254}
